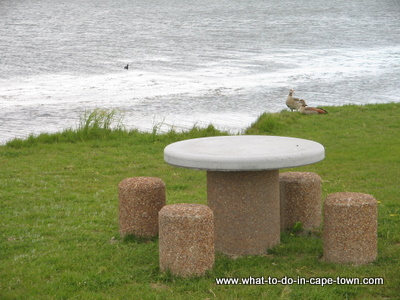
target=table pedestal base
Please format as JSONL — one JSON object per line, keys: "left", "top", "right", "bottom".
{"left": 207, "top": 170, "right": 280, "bottom": 256}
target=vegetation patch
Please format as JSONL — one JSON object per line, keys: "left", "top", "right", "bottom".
{"left": 1, "top": 103, "right": 399, "bottom": 299}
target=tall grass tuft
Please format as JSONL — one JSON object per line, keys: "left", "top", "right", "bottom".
{"left": 80, "top": 109, "right": 124, "bottom": 132}
{"left": 78, "top": 108, "right": 124, "bottom": 139}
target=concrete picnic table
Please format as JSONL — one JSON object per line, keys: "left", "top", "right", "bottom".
{"left": 164, "top": 135, "right": 325, "bottom": 256}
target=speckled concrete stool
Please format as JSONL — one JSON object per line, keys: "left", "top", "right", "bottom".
{"left": 118, "top": 177, "right": 166, "bottom": 237}
{"left": 159, "top": 203, "right": 214, "bottom": 277}
{"left": 323, "top": 192, "right": 377, "bottom": 264}
{"left": 279, "top": 172, "right": 322, "bottom": 231}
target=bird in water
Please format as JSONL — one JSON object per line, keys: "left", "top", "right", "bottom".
{"left": 124, "top": 64, "right": 129, "bottom": 70}
{"left": 299, "top": 99, "right": 328, "bottom": 114}
{"left": 286, "top": 89, "right": 305, "bottom": 111}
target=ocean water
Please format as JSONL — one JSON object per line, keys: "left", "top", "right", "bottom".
{"left": 1, "top": 0, "right": 399, "bottom": 144}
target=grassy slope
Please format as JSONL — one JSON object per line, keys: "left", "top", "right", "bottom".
{"left": 1, "top": 104, "right": 399, "bottom": 299}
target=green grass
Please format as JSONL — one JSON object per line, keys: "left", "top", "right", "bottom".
{"left": 1, "top": 103, "right": 400, "bottom": 299}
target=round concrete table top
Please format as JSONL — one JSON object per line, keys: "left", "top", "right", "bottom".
{"left": 164, "top": 135, "right": 325, "bottom": 171}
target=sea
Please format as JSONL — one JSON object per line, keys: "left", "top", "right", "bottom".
{"left": 1, "top": 0, "right": 399, "bottom": 144}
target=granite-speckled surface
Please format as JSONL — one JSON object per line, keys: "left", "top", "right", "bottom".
{"left": 159, "top": 203, "right": 214, "bottom": 277}
{"left": 207, "top": 170, "right": 280, "bottom": 255}
{"left": 118, "top": 177, "right": 165, "bottom": 237}
{"left": 323, "top": 192, "right": 377, "bottom": 264}
{"left": 279, "top": 172, "right": 322, "bottom": 231}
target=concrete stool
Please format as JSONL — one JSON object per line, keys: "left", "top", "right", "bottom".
{"left": 323, "top": 192, "right": 377, "bottom": 264}
{"left": 159, "top": 203, "right": 214, "bottom": 277}
{"left": 279, "top": 172, "right": 322, "bottom": 231}
{"left": 118, "top": 177, "right": 166, "bottom": 237}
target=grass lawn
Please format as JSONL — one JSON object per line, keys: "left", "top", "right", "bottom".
{"left": 1, "top": 104, "right": 399, "bottom": 299}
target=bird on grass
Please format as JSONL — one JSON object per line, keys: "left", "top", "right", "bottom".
{"left": 286, "top": 89, "right": 305, "bottom": 112}
{"left": 124, "top": 64, "right": 129, "bottom": 70}
{"left": 299, "top": 99, "right": 328, "bottom": 115}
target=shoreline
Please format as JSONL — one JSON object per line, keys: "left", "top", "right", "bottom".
{"left": 2, "top": 102, "right": 399, "bottom": 147}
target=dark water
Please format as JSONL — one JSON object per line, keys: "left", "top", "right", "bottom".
{"left": 1, "top": 0, "right": 399, "bottom": 143}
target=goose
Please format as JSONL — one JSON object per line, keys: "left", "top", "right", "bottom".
{"left": 286, "top": 89, "right": 304, "bottom": 111}
{"left": 299, "top": 99, "right": 328, "bottom": 115}
{"left": 124, "top": 64, "right": 129, "bottom": 70}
